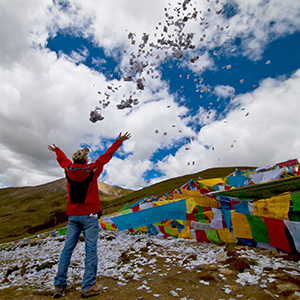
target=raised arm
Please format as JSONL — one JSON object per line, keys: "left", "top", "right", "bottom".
{"left": 96, "top": 132, "right": 131, "bottom": 167}
{"left": 47, "top": 143, "right": 72, "bottom": 168}
{"left": 47, "top": 143, "right": 57, "bottom": 152}
{"left": 118, "top": 132, "right": 131, "bottom": 142}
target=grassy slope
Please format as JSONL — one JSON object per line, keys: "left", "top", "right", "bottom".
{"left": 0, "top": 179, "right": 69, "bottom": 243}
{"left": 0, "top": 166, "right": 254, "bottom": 243}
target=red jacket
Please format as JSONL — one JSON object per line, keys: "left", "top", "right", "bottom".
{"left": 54, "top": 139, "right": 122, "bottom": 216}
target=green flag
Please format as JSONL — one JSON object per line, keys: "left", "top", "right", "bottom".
{"left": 246, "top": 214, "right": 270, "bottom": 244}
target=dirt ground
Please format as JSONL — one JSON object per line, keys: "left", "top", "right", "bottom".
{"left": 1, "top": 244, "right": 300, "bottom": 300}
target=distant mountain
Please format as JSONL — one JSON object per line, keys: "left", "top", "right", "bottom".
{"left": 0, "top": 178, "right": 132, "bottom": 243}
{"left": 97, "top": 181, "right": 132, "bottom": 197}
{"left": 0, "top": 166, "right": 254, "bottom": 243}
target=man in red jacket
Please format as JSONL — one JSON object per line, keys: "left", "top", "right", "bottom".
{"left": 48, "top": 132, "right": 131, "bottom": 298}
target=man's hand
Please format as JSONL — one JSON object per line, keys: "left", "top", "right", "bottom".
{"left": 118, "top": 132, "right": 131, "bottom": 141}
{"left": 47, "top": 144, "right": 57, "bottom": 152}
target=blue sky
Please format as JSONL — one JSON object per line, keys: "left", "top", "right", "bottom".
{"left": 1, "top": 0, "right": 300, "bottom": 189}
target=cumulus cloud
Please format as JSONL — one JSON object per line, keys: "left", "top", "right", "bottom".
{"left": 103, "top": 156, "right": 153, "bottom": 189}
{"left": 224, "top": 0, "right": 300, "bottom": 60}
{"left": 155, "top": 69, "right": 300, "bottom": 182}
{"left": 0, "top": 0, "right": 300, "bottom": 189}
{"left": 214, "top": 85, "right": 235, "bottom": 99}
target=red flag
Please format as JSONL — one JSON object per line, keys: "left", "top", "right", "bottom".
{"left": 263, "top": 217, "right": 291, "bottom": 253}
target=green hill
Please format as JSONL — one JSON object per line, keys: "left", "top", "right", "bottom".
{"left": 0, "top": 166, "right": 253, "bottom": 243}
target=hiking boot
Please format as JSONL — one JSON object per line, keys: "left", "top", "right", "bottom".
{"left": 53, "top": 285, "right": 66, "bottom": 298}
{"left": 81, "top": 283, "right": 103, "bottom": 298}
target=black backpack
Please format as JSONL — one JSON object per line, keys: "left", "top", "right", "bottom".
{"left": 66, "top": 169, "right": 95, "bottom": 204}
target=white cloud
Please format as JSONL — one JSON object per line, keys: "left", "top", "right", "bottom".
{"left": 65, "top": 47, "right": 90, "bottom": 64}
{"left": 0, "top": 0, "right": 299, "bottom": 189}
{"left": 214, "top": 85, "right": 235, "bottom": 99}
{"left": 155, "top": 69, "right": 300, "bottom": 182}
{"left": 103, "top": 156, "right": 153, "bottom": 189}
{"left": 223, "top": 0, "right": 300, "bottom": 60}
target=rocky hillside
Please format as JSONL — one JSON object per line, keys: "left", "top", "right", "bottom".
{"left": 97, "top": 181, "right": 131, "bottom": 197}
{"left": 0, "top": 230, "right": 299, "bottom": 300}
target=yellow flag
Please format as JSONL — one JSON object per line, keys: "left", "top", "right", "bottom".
{"left": 204, "top": 210, "right": 215, "bottom": 220}
{"left": 170, "top": 228, "right": 179, "bottom": 236}
{"left": 163, "top": 219, "right": 173, "bottom": 227}
{"left": 197, "top": 178, "right": 226, "bottom": 189}
{"left": 217, "top": 228, "right": 237, "bottom": 243}
{"left": 137, "top": 226, "right": 149, "bottom": 232}
{"left": 231, "top": 212, "right": 253, "bottom": 239}
{"left": 185, "top": 197, "right": 196, "bottom": 214}
{"left": 173, "top": 190, "right": 220, "bottom": 208}
{"left": 253, "top": 193, "right": 291, "bottom": 220}
{"left": 178, "top": 226, "right": 194, "bottom": 239}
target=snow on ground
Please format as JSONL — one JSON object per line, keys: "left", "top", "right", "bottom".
{"left": 0, "top": 230, "right": 299, "bottom": 292}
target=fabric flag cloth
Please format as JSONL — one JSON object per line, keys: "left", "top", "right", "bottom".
{"left": 248, "top": 202, "right": 254, "bottom": 215}
{"left": 197, "top": 178, "right": 226, "bottom": 193}
{"left": 195, "top": 205, "right": 214, "bottom": 221}
{"left": 263, "top": 217, "right": 291, "bottom": 253}
{"left": 190, "top": 221, "right": 211, "bottom": 230}
{"left": 284, "top": 221, "right": 300, "bottom": 254}
{"left": 120, "top": 203, "right": 130, "bottom": 211}
{"left": 58, "top": 228, "right": 67, "bottom": 235}
{"left": 170, "top": 228, "right": 180, "bottom": 236}
{"left": 190, "top": 229, "right": 197, "bottom": 241}
{"left": 289, "top": 212, "right": 300, "bottom": 222}
{"left": 248, "top": 172, "right": 263, "bottom": 184}
{"left": 217, "top": 228, "right": 236, "bottom": 243}
{"left": 261, "top": 168, "right": 285, "bottom": 183}
{"left": 230, "top": 200, "right": 241, "bottom": 210}
{"left": 206, "top": 229, "right": 221, "bottom": 244}
{"left": 194, "top": 229, "right": 210, "bottom": 243}
{"left": 178, "top": 226, "right": 194, "bottom": 239}
{"left": 221, "top": 209, "right": 232, "bottom": 229}
{"left": 231, "top": 212, "right": 253, "bottom": 239}
{"left": 290, "top": 192, "right": 300, "bottom": 212}
{"left": 137, "top": 225, "right": 148, "bottom": 232}
{"left": 245, "top": 215, "right": 270, "bottom": 244}
{"left": 122, "top": 208, "right": 131, "bottom": 215}
{"left": 204, "top": 210, "right": 214, "bottom": 221}
{"left": 185, "top": 197, "right": 197, "bottom": 214}
{"left": 197, "top": 205, "right": 204, "bottom": 214}
{"left": 164, "top": 226, "right": 179, "bottom": 237}
{"left": 215, "top": 196, "right": 233, "bottom": 210}
{"left": 253, "top": 194, "right": 291, "bottom": 220}
{"left": 249, "top": 168, "right": 285, "bottom": 184}
{"left": 234, "top": 202, "right": 250, "bottom": 215}
{"left": 186, "top": 212, "right": 197, "bottom": 221}
{"left": 227, "top": 176, "right": 248, "bottom": 187}
{"left": 113, "top": 199, "right": 187, "bottom": 231}
{"left": 158, "top": 225, "right": 166, "bottom": 235}
{"left": 276, "top": 158, "right": 299, "bottom": 168}
{"left": 131, "top": 205, "right": 140, "bottom": 212}
{"left": 173, "top": 190, "right": 220, "bottom": 208}
{"left": 210, "top": 208, "right": 223, "bottom": 229}
{"left": 140, "top": 202, "right": 153, "bottom": 210}
{"left": 146, "top": 224, "right": 158, "bottom": 235}
{"left": 195, "top": 206, "right": 212, "bottom": 221}
{"left": 195, "top": 213, "right": 206, "bottom": 221}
